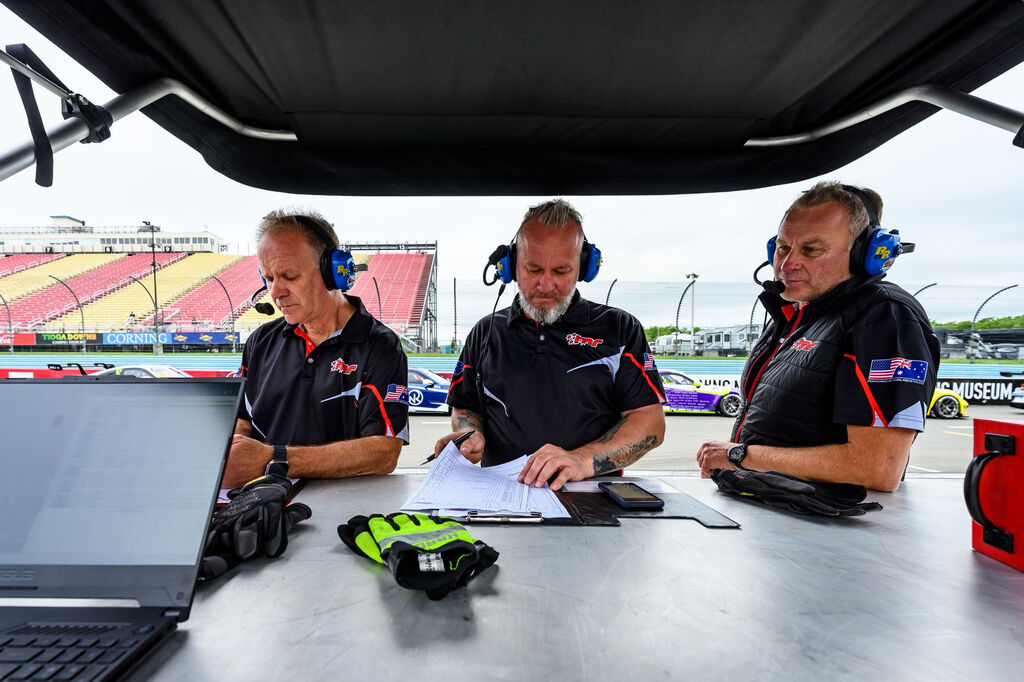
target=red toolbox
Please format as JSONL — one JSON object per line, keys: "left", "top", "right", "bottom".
{"left": 966, "top": 419, "right": 1024, "bottom": 572}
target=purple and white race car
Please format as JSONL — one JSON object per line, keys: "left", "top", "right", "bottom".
{"left": 659, "top": 369, "right": 743, "bottom": 417}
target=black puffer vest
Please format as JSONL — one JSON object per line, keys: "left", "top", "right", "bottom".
{"left": 732, "top": 276, "right": 931, "bottom": 447}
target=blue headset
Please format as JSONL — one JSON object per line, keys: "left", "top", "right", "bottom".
{"left": 259, "top": 215, "right": 363, "bottom": 292}
{"left": 489, "top": 237, "right": 602, "bottom": 285}
{"left": 765, "top": 185, "right": 913, "bottom": 277}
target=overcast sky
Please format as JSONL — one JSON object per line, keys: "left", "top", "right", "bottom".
{"left": 2, "top": 7, "right": 1023, "bottom": 297}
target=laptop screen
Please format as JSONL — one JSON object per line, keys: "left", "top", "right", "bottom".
{"left": 0, "top": 379, "right": 241, "bottom": 568}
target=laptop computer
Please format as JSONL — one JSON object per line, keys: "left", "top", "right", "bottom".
{"left": 0, "top": 376, "right": 243, "bottom": 681}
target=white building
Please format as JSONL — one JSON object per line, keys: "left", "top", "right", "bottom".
{"left": 0, "top": 216, "right": 227, "bottom": 254}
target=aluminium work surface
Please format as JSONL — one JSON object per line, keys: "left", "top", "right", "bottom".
{"left": 131, "top": 475, "right": 1023, "bottom": 681}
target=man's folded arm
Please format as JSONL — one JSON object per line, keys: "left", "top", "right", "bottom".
{"left": 743, "top": 425, "right": 914, "bottom": 492}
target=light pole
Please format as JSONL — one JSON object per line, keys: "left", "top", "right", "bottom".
{"left": 605, "top": 278, "right": 618, "bottom": 305}
{"left": 126, "top": 274, "right": 159, "bottom": 350}
{"left": 48, "top": 274, "right": 86, "bottom": 355}
{"left": 142, "top": 220, "right": 162, "bottom": 355}
{"left": 673, "top": 277, "right": 698, "bottom": 356}
{"left": 0, "top": 291, "right": 13, "bottom": 353}
{"left": 912, "top": 282, "right": 938, "bottom": 297}
{"left": 686, "top": 273, "right": 699, "bottom": 355}
{"left": 209, "top": 274, "right": 237, "bottom": 353}
{"left": 969, "top": 284, "right": 1019, "bottom": 363}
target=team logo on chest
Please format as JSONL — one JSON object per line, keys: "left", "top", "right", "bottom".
{"left": 566, "top": 332, "right": 603, "bottom": 348}
{"left": 330, "top": 358, "right": 358, "bottom": 374}
{"left": 792, "top": 337, "right": 819, "bottom": 351}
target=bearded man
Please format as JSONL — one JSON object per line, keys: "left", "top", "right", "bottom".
{"left": 435, "top": 199, "right": 665, "bottom": 490}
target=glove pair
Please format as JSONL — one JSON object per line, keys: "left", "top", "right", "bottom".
{"left": 201, "top": 474, "right": 312, "bottom": 580}
{"left": 338, "top": 513, "right": 499, "bottom": 600}
{"left": 711, "top": 468, "right": 883, "bottom": 517}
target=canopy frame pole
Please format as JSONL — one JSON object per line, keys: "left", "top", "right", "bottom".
{"left": 746, "top": 84, "right": 1024, "bottom": 148}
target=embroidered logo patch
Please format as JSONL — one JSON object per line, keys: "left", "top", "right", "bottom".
{"left": 452, "top": 360, "right": 466, "bottom": 378}
{"left": 868, "top": 357, "right": 928, "bottom": 384}
{"left": 385, "top": 383, "right": 409, "bottom": 403}
{"left": 330, "top": 358, "right": 358, "bottom": 375}
{"left": 792, "top": 337, "right": 819, "bottom": 351}
{"left": 643, "top": 353, "right": 656, "bottom": 371}
{"left": 566, "top": 332, "right": 603, "bottom": 347}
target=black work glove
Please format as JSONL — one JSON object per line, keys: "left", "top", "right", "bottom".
{"left": 711, "top": 468, "right": 883, "bottom": 517}
{"left": 338, "top": 512, "right": 499, "bottom": 600}
{"left": 200, "top": 474, "right": 312, "bottom": 580}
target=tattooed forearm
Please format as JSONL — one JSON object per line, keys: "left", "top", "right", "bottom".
{"left": 453, "top": 409, "right": 484, "bottom": 432}
{"left": 598, "top": 416, "right": 629, "bottom": 444}
{"left": 592, "top": 435, "right": 659, "bottom": 475}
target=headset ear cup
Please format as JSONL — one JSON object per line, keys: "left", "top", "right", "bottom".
{"left": 766, "top": 236, "right": 777, "bottom": 263}
{"left": 319, "top": 247, "right": 339, "bottom": 290}
{"left": 849, "top": 227, "right": 873, "bottom": 276}
{"left": 496, "top": 243, "right": 516, "bottom": 283}
{"left": 578, "top": 241, "right": 601, "bottom": 282}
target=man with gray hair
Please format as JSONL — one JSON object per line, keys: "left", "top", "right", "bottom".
{"left": 225, "top": 210, "right": 409, "bottom": 488}
{"left": 436, "top": 199, "right": 666, "bottom": 491}
{"left": 697, "top": 181, "right": 940, "bottom": 491}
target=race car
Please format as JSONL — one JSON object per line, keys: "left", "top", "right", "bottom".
{"left": 407, "top": 367, "right": 452, "bottom": 414}
{"left": 928, "top": 388, "right": 968, "bottom": 419}
{"left": 95, "top": 364, "right": 193, "bottom": 379}
{"left": 1009, "top": 385, "right": 1024, "bottom": 411}
{"left": 659, "top": 369, "right": 742, "bottom": 417}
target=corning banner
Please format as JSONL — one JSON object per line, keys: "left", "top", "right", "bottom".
{"left": 102, "top": 331, "right": 239, "bottom": 345}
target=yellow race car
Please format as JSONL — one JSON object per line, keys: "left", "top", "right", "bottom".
{"left": 928, "top": 388, "right": 968, "bottom": 419}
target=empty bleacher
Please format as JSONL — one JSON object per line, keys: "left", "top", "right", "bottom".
{"left": 5, "top": 252, "right": 182, "bottom": 330}
{"left": 0, "top": 253, "right": 123, "bottom": 303}
{"left": 0, "top": 253, "right": 66, "bottom": 278}
{"left": 151, "top": 254, "right": 261, "bottom": 328}
{"left": 48, "top": 253, "right": 241, "bottom": 331}
{"left": 349, "top": 252, "right": 433, "bottom": 329}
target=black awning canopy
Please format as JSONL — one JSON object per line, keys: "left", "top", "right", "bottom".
{"left": 4, "top": 0, "right": 1024, "bottom": 195}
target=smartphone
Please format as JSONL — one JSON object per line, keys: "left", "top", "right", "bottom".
{"left": 598, "top": 481, "right": 665, "bottom": 509}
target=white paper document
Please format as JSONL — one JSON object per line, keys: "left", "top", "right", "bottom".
{"left": 401, "top": 442, "right": 570, "bottom": 519}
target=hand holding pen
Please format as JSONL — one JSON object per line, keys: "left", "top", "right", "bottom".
{"left": 422, "top": 430, "right": 476, "bottom": 465}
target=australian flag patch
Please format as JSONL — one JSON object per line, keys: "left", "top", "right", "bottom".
{"left": 868, "top": 357, "right": 928, "bottom": 384}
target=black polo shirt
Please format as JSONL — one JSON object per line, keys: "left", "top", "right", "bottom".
{"left": 237, "top": 295, "right": 409, "bottom": 447}
{"left": 447, "top": 292, "right": 665, "bottom": 466}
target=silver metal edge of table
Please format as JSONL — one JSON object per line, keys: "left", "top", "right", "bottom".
{"left": 130, "top": 474, "right": 1024, "bottom": 682}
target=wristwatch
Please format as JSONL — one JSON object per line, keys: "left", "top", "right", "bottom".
{"left": 727, "top": 443, "right": 748, "bottom": 469}
{"left": 266, "top": 444, "right": 289, "bottom": 477}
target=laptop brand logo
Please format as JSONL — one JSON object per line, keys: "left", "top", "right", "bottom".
{"left": 0, "top": 568, "right": 36, "bottom": 582}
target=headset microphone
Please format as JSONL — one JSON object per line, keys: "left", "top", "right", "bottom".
{"left": 249, "top": 285, "right": 275, "bottom": 315}
{"left": 753, "top": 260, "right": 785, "bottom": 294}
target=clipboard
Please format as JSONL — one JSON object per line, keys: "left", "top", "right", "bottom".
{"left": 545, "top": 489, "right": 739, "bottom": 528}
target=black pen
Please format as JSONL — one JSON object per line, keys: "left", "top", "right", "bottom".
{"left": 420, "top": 430, "right": 475, "bottom": 465}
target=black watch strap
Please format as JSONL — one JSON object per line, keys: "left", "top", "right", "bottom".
{"left": 266, "top": 444, "right": 289, "bottom": 477}
{"left": 727, "top": 443, "right": 748, "bottom": 469}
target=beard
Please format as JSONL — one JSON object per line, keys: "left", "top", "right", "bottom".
{"left": 517, "top": 286, "right": 575, "bottom": 325}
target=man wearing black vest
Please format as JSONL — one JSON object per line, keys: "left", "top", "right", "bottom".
{"left": 697, "top": 182, "right": 939, "bottom": 491}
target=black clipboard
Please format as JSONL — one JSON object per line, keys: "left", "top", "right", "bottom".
{"left": 545, "top": 489, "right": 739, "bottom": 528}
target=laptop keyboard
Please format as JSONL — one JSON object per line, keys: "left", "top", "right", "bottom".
{"left": 0, "top": 624, "right": 148, "bottom": 681}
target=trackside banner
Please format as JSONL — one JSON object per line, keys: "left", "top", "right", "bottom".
{"left": 688, "top": 375, "right": 1019, "bottom": 406}
{"left": 102, "top": 332, "right": 240, "bottom": 345}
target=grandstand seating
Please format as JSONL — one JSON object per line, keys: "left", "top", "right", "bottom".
{"left": 349, "top": 252, "right": 433, "bottom": 330}
{"left": 0, "top": 253, "right": 123, "bottom": 303}
{"left": 4, "top": 252, "right": 182, "bottom": 330}
{"left": 149, "top": 254, "right": 261, "bottom": 327}
{"left": 0, "top": 253, "right": 65, "bottom": 278}
{"left": 48, "top": 253, "right": 241, "bottom": 331}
